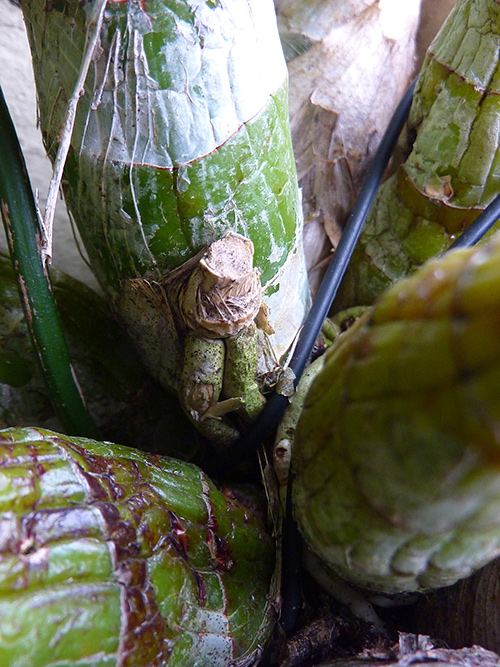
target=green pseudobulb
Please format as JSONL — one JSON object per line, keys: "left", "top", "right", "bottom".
{"left": 20, "top": 0, "right": 311, "bottom": 445}
{"left": 21, "top": 0, "right": 310, "bottom": 363}
{"left": 294, "top": 232, "right": 500, "bottom": 594}
{"left": 0, "top": 427, "right": 275, "bottom": 666}
{"left": 333, "top": 0, "right": 500, "bottom": 312}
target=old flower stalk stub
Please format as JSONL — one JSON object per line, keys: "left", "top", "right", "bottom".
{"left": 174, "top": 232, "right": 267, "bottom": 339}
{"left": 119, "top": 232, "right": 275, "bottom": 445}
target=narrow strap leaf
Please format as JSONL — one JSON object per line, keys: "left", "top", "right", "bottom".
{"left": 0, "top": 86, "right": 100, "bottom": 439}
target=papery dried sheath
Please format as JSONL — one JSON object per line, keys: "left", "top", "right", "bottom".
{"left": 333, "top": 0, "right": 500, "bottom": 312}
{"left": 293, "top": 233, "right": 500, "bottom": 594}
{"left": 20, "top": 0, "right": 310, "bottom": 378}
{"left": 0, "top": 427, "right": 276, "bottom": 666}
{"left": 275, "top": 0, "right": 421, "bottom": 292}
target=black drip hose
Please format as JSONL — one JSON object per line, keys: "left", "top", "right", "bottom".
{"left": 213, "top": 78, "right": 418, "bottom": 477}
{"left": 279, "top": 79, "right": 417, "bottom": 638}
{"left": 447, "top": 192, "right": 500, "bottom": 251}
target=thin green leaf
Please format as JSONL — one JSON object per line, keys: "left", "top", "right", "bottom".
{"left": 0, "top": 86, "right": 100, "bottom": 439}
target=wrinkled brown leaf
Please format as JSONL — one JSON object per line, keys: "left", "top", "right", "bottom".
{"left": 276, "top": 0, "right": 421, "bottom": 293}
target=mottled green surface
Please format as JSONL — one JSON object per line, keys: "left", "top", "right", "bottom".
{"left": 0, "top": 427, "right": 275, "bottom": 666}
{"left": 21, "top": 0, "right": 302, "bottom": 293}
{"left": 62, "top": 83, "right": 299, "bottom": 292}
{"left": 333, "top": 0, "right": 500, "bottom": 312}
{"left": 293, "top": 233, "right": 500, "bottom": 594}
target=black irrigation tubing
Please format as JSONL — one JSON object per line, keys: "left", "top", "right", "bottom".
{"left": 208, "top": 76, "right": 417, "bottom": 638}
{"left": 209, "top": 77, "right": 418, "bottom": 479}
{"left": 278, "top": 79, "right": 417, "bottom": 639}
{"left": 278, "top": 467, "right": 304, "bottom": 637}
{"left": 278, "top": 95, "right": 500, "bottom": 639}
{"left": 447, "top": 192, "right": 500, "bottom": 251}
